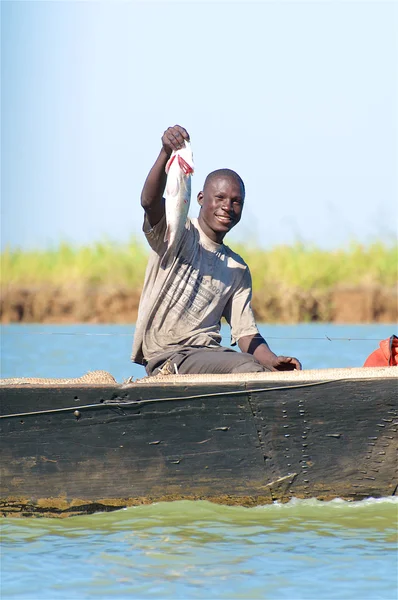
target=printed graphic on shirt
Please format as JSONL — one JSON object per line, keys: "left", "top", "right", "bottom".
{"left": 159, "top": 254, "right": 226, "bottom": 327}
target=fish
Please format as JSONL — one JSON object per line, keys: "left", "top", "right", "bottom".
{"left": 161, "top": 140, "right": 194, "bottom": 269}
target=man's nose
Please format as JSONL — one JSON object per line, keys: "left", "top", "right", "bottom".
{"left": 221, "top": 198, "right": 233, "bottom": 212}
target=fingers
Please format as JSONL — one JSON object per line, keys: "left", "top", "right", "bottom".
{"left": 290, "top": 358, "right": 302, "bottom": 370}
{"left": 162, "top": 125, "right": 190, "bottom": 153}
{"left": 275, "top": 356, "right": 302, "bottom": 371}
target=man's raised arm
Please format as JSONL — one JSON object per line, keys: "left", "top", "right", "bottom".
{"left": 141, "top": 125, "right": 190, "bottom": 228}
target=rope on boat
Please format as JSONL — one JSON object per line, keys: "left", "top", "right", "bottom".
{"left": 0, "top": 379, "right": 339, "bottom": 420}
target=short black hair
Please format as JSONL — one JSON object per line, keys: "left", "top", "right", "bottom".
{"left": 203, "top": 169, "right": 245, "bottom": 196}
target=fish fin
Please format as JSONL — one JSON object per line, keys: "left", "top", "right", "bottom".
{"left": 163, "top": 223, "right": 170, "bottom": 243}
{"left": 165, "top": 176, "right": 180, "bottom": 197}
{"left": 160, "top": 247, "right": 172, "bottom": 270}
{"left": 177, "top": 155, "right": 194, "bottom": 175}
{"left": 165, "top": 154, "right": 176, "bottom": 174}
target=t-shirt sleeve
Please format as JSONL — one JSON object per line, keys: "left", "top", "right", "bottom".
{"left": 223, "top": 267, "right": 259, "bottom": 345}
{"left": 143, "top": 213, "right": 167, "bottom": 255}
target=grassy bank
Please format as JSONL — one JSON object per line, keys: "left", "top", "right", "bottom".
{"left": 2, "top": 239, "right": 397, "bottom": 289}
{"left": 2, "top": 240, "right": 396, "bottom": 323}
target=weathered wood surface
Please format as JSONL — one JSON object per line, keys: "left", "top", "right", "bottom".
{"left": 0, "top": 368, "right": 397, "bottom": 517}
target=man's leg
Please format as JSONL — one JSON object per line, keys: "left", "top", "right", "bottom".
{"left": 152, "top": 347, "right": 270, "bottom": 375}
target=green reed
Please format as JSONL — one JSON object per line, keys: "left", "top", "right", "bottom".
{"left": 2, "top": 240, "right": 397, "bottom": 289}
{"left": 235, "top": 241, "right": 398, "bottom": 291}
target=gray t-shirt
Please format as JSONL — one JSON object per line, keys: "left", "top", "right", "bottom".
{"left": 131, "top": 215, "right": 259, "bottom": 365}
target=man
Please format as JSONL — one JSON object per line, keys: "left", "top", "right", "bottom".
{"left": 132, "top": 125, "right": 302, "bottom": 375}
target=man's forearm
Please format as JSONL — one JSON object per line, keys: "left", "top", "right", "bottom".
{"left": 238, "top": 333, "right": 302, "bottom": 371}
{"left": 238, "top": 334, "right": 277, "bottom": 369}
{"left": 140, "top": 149, "right": 169, "bottom": 226}
{"left": 252, "top": 343, "right": 279, "bottom": 369}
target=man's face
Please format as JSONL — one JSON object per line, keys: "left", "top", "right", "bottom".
{"left": 197, "top": 176, "right": 245, "bottom": 243}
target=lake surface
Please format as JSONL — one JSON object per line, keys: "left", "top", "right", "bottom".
{"left": 2, "top": 322, "right": 397, "bottom": 382}
{"left": 1, "top": 323, "right": 397, "bottom": 599}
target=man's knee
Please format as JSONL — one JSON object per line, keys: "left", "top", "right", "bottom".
{"left": 184, "top": 349, "right": 269, "bottom": 374}
{"left": 229, "top": 354, "right": 268, "bottom": 373}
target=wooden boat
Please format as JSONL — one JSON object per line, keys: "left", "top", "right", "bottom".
{"left": 1, "top": 367, "right": 397, "bottom": 517}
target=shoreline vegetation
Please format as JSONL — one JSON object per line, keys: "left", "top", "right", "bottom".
{"left": 1, "top": 240, "right": 397, "bottom": 324}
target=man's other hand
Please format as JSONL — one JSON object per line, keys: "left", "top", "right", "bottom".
{"left": 271, "top": 356, "right": 302, "bottom": 371}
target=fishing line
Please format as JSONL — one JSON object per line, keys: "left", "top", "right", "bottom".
{"left": 0, "top": 331, "right": 390, "bottom": 342}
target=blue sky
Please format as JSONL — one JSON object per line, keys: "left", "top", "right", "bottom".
{"left": 1, "top": 0, "right": 397, "bottom": 251}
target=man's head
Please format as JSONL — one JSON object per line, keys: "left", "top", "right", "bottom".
{"left": 197, "top": 169, "right": 245, "bottom": 243}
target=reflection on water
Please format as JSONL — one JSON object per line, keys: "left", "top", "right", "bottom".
{"left": 3, "top": 497, "right": 397, "bottom": 540}
{"left": 1, "top": 499, "right": 397, "bottom": 600}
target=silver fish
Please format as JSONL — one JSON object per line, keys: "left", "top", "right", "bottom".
{"left": 161, "top": 140, "right": 194, "bottom": 269}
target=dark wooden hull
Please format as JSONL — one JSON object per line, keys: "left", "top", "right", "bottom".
{"left": 1, "top": 368, "right": 397, "bottom": 517}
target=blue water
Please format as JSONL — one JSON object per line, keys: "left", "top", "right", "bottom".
{"left": 1, "top": 322, "right": 396, "bottom": 381}
{"left": 1, "top": 323, "right": 397, "bottom": 599}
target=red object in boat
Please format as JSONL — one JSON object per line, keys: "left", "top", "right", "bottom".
{"left": 363, "top": 335, "right": 398, "bottom": 367}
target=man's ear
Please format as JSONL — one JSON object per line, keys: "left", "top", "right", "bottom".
{"left": 197, "top": 191, "right": 204, "bottom": 206}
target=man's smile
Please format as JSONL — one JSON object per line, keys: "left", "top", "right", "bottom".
{"left": 215, "top": 214, "right": 234, "bottom": 225}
